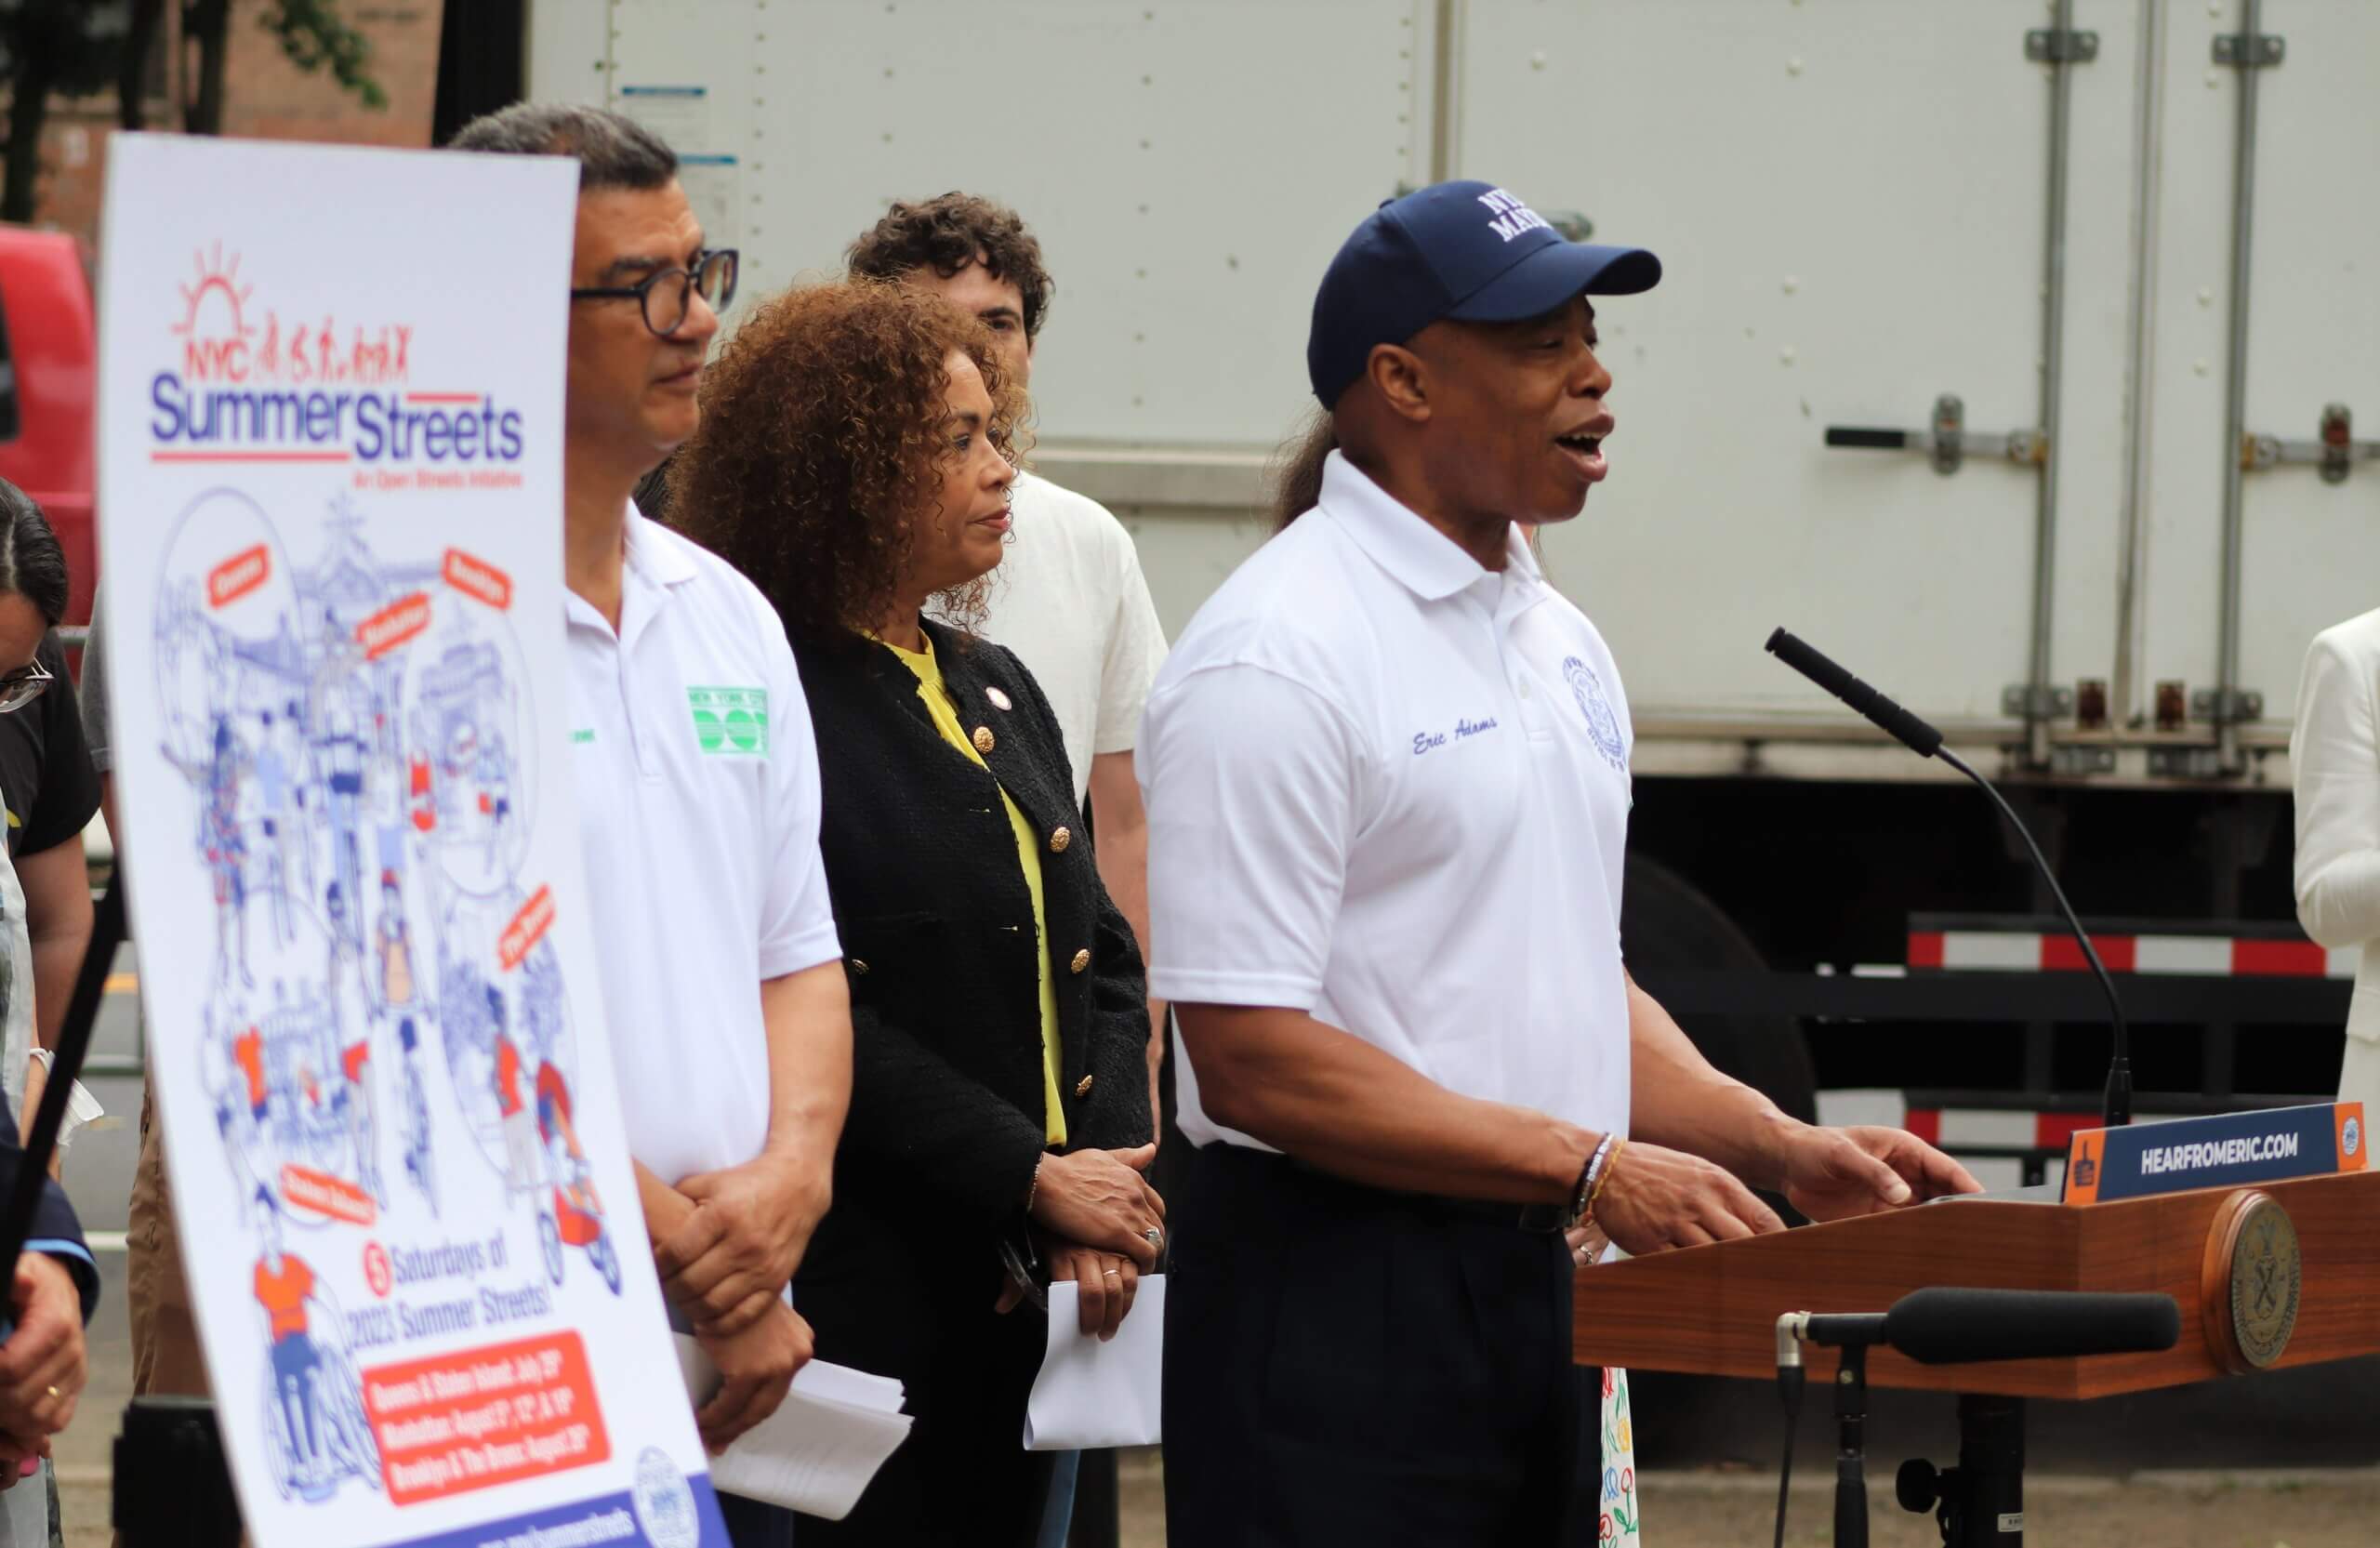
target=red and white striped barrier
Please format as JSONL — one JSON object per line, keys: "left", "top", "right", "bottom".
{"left": 1906, "top": 930, "right": 2358, "bottom": 979}
{"left": 1813, "top": 1091, "right": 2130, "bottom": 1156}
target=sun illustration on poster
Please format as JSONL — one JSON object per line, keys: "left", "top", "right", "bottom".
{"left": 174, "top": 242, "right": 256, "bottom": 349}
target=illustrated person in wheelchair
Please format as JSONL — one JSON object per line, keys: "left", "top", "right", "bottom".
{"left": 535, "top": 1053, "right": 597, "bottom": 1216}
{"left": 252, "top": 1192, "right": 332, "bottom": 1501}
{"left": 534, "top": 1054, "right": 621, "bottom": 1295}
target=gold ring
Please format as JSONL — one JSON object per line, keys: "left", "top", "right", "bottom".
{"left": 42, "top": 1386, "right": 56, "bottom": 1402}
{"left": 1102, "top": 1269, "right": 1121, "bottom": 1279}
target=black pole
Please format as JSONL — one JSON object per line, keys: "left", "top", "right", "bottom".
{"left": 42, "top": 879, "right": 251, "bottom": 1545}
{"left": 1068, "top": 1450, "right": 1120, "bottom": 1548}
{"left": 0, "top": 880, "right": 122, "bottom": 1286}
{"left": 114, "top": 1396, "right": 242, "bottom": 1546}
{"left": 1832, "top": 1345, "right": 1869, "bottom": 1548}
{"left": 1945, "top": 1395, "right": 2026, "bottom": 1548}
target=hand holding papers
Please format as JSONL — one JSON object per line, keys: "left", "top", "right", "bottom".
{"left": 675, "top": 1336, "right": 912, "bottom": 1522}
{"left": 1023, "top": 1274, "right": 1165, "bottom": 1450}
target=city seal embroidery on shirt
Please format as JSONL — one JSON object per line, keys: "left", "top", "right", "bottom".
{"left": 1562, "top": 656, "right": 1629, "bottom": 772}
{"left": 687, "top": 685, "right": 769, "bottom": 757}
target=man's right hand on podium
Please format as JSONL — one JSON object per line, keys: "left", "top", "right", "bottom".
{"left": 1593, "top": 1141, "right": 1786, "bottom": 1252}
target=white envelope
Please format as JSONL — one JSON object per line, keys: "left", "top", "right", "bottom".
{"left": 674, "top": 1335, "right": 913, "bottom": 1522}
{"left": 1023, "top": 1274, "right": 1165, "bottom": 1450}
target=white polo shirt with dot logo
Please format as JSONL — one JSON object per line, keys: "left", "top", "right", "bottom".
{"left": 1140, "top": 452, "right": 1633, "bottom": 1150}
{"left": 566, "top": 505, "right": 841, "bottom": 1184}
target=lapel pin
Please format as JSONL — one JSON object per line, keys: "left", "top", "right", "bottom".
{"left": 985, "top": 686, "right": 1013, "bottom": 711}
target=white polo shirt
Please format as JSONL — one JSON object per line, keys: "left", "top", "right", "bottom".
{"left": 566, "top": 505, "right": 841, "bottom": 1184}
{"left": 1140, "top": 451, "right": 1633, "bottom": 1150}
{"left": 966, "top": 470, "right": 1168, "bottom": 807}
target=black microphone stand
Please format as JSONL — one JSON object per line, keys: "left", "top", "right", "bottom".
{"left": 1896, "top": 1395, "right": 2027, "bottom": 1548}
{"left": 1764, "top": 628, "right": 2134, "bottom": 1131}
{"left": 1831, "top": 1344, "right": 1871, "bottom": 1548}
{"left": 1932, "top": 747, "right": 2132, "bottom": 1131}
{"left": 1777, "top": 1312, "right": 1888, "bottom": 1548}
{"left": 1779, "top": 1290, "right": 2176, "bottom": 1548}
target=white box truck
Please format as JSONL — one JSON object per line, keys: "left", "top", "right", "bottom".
{"left": 532, "top": 0, "right": 2377, "bottom": 1134}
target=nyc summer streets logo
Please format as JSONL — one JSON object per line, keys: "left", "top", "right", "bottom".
{"left": 688, "top": 687, "right": 768, "bottom": 757}
{"left": 152, "top": 242, "right": 527, "bottom": 490}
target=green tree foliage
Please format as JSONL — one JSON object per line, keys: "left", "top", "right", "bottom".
{"left": 188, "top": 0, "right": 390, "bottom": 136}
{"left": 256, "top": 0, "right": 386, "bottom": 111}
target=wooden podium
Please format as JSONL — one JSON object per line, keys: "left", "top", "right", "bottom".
{"left": 1573, "top": 1171, "right": 2380, "bottom": 1543}
{"left": 1574, "top": 1169, "right": 2380, "bottom": 1395}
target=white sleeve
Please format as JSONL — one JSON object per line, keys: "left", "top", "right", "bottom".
{"left": 755, "top": 604, "right": 842, "bottom": 979}
{"left": 1092, "top": 527, "right": 1168, "bottom": 757}
{"left": 1142, "top": 662, "right": 1366, "bottom": 1008}
{"left": 2293, "top": 628, "right": 2380, "bottom": 950}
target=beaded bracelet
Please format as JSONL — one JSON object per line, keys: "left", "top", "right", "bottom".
{"left": 1585, "top": 1137, "right": 1627, "bottom": 1219}
{"left": 1572, "top": 1132, "right": 1617, "bottom": 1222}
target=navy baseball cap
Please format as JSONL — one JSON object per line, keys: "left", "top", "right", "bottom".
{"left": 1307, "top": 179, "right": 1661, "bottom": 406}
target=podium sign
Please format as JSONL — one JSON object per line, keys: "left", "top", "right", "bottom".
{"left": 2063, "top": 1104, "right": 2365, "bottom": 1204}
{"left": 99, "top": 136, "right": 729, "bottom": 1546}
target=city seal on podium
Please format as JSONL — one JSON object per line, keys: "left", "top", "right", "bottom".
{"left": 2201, "top": 1190, "right": 2301, "bottom": 1372}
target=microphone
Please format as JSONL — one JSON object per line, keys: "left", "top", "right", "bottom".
{"left": 1778, "top": 1287, "right": 2178, "bottom": 1364}
{"left": 1763, "top": 628, "right": 1943, "bottom": 758}
{"left": 1882, "top": 1288, "right": 2179, "bottom": 1366}
{"left": 1764, "top": 628, "right": 2133, "bottom": 1131}
{"left": 1771, "top": 1290, "right": 2179, "bottom": 1548}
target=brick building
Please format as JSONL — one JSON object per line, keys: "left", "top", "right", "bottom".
{"left": 32, "top": 1, "right": 450, "bottom": 251}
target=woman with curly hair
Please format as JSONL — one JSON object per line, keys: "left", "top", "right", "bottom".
{"left": 671, "top": 281, "right": 1162, "bottom": 1545}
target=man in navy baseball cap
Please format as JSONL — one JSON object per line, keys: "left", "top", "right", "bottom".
{"left": 1151, "top": 176, "right": 1977, "bottom": 1546}
{"left": 1307, "top": 179, "right": 1659, "bottom": 407}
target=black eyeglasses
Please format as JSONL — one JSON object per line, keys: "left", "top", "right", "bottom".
{"left": 570, "top": 248, "right": 739, "bottom": 337}
{"left": 0, "top": 654, "right": 50, "bottom": 715}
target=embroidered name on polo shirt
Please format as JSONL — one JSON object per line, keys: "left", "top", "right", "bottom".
{"left": 687, "top": 686, "right": 768, "bottom": 757}
{"left": 1411, "top": 716, "right": 1501, "bottom": 756}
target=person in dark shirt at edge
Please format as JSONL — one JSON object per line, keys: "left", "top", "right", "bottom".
{"left": 0, "top": 481, "right": 105, "bottom": 1548}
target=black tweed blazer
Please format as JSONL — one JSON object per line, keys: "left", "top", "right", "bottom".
{"left": 792, "top": 616, "right": 1155, "bottom": 1235}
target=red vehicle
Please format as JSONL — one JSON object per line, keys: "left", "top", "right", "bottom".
{"left": 0, "top": 227, "right": 98, "bottom": 629}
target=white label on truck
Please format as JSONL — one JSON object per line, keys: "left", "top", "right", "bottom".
{"left": 614, "top": 83, "right": 709, "bottom": 148}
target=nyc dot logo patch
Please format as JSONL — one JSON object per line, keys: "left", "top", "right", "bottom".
{"left": 687, "top": 685, "right": 769, "bottom": 757}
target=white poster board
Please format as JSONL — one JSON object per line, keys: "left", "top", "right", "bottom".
{"left": 98, "top": 134, "right": 729, "bottom": 1548}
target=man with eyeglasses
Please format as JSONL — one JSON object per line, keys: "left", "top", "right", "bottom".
{"left": 451, "top": 104, "right": 852, "bottom": 1548}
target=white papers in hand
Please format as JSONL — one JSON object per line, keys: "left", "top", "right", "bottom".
{"left": 1023, "top": 1273, "right": 1164, "bottom": 1451}
{"left": 673, "top": 1335, "right": 912, "bottom": 1522}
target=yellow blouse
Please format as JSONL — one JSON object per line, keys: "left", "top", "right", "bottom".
{"left": 880, "top": 634, "right": 1066, "bottom": 1145}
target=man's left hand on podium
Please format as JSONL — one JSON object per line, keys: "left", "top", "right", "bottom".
{"left": 1779, "top": 1125, "right": 1982, "bottom": 1223}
